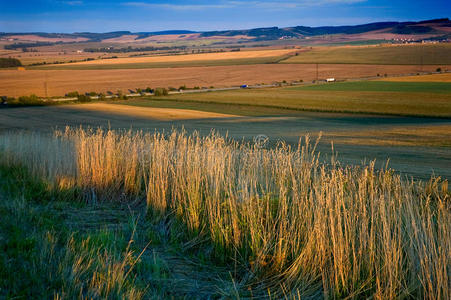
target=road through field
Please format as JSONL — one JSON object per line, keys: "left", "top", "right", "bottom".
{"left": 1, "top": 64, "right": 448, "bottom": 97}
{"left": 0, "top": 104, "right": 449, "bottom": 179}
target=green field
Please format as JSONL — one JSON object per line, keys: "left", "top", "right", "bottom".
{"left": 293, "top": 80, "right": 451, "bottom": 93}
{"left": 284, "top": 43, "right": 451, "bottom": 65}
{"left": 134, "top": 81, "right": 451, "bottom": 118}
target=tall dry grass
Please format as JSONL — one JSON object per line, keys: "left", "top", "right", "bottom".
{"left": 0, "top": 128, "right": 449, "bottom": 298}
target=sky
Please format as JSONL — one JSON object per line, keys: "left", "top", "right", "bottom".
{"left": 0, "top": 0, "right": 450, "bottom": 33}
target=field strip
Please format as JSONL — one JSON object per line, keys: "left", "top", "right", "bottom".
{"left": 63, "top": 103, "right": 238, "bottom": 120}
{"left": 380, "top": 72, "right": 451, "bottom": 82}
{"left": 321, "top": 124, "right": 451, "bottom": 147}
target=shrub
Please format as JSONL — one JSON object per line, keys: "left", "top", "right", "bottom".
{"left": 154, "top": 88, "right": 168, "bottom": 96}
{"left": 0, "top": 57, "right": 22, "bottom": 68}
{"left": 436, "top": 67, "right": 442, "bottom": 72}
{"left": 77, "top": 95, "right": 91, "bottom": 102}
{"left": 66, "top": 91, "right": 79, "bottom": 97}
{"left": 16, "top": 94, "right": 43, "bottom": 106}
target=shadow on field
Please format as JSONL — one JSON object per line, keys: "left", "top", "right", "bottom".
{"left": 0, "top": 104, "right": 450, "bottom": 179}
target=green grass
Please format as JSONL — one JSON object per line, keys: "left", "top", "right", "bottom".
{"left": 31, "top": 55, "right": 289, "bottom": 70}
{"left": 0, "top": 164, "right": 148, "bottom": 299}
{"left": 284, "top": 43, "right": 451, "bottom": 65}
{"left": 0, "top": 163, "right": 236, "bottom": 299}
{"left": 125, "top": 80, "right": 451, "bottom": 118}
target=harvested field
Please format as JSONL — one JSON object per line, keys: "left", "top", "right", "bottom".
{"left": 382, "top": 72, "right": 451, "bottom": 82}
{"left": 0, "top": 50, "right": 165, "bottom": 66}
{"left": 4, "top": 34, "right": 90, "bottom": 43}
{"left": 283, "top": 43, "right": 451, "bottom": 65}
{"left": 52, "top": 49, "right": 294, "bottom": 66}
{"left": 0, "top": 64, "right": 447, "bottom": 97}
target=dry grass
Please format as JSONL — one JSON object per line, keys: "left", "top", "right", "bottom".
{"left": 383, "top": 72, "right": 451, "bottom": 82}
{"left": 0, "top": 128, "right": 449, "bottom": 298}
{"left": 0, "top": 64, "right": 447, "bottom": 97}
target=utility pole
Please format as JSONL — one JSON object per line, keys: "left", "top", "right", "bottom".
{"left": 44, "top": 73, "right": 48, "bottom": 98}
{"left": 316, "top": 63, "right": 319, "bottom": 82}
{"left": 420, "top": 55, "right": 423, "bottom": 73}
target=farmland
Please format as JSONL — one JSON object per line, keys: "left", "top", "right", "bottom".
{"left": 147, "top": 81, "right": 451, "bottom": 117}
{"left": 0, "top": 64, "right": 448, "bottom": 97}
{"left": 37, "top": 49, "right": 295, "bottom": 69}
{"left": 283, "top": 43, "right": 451, "bottom": 65}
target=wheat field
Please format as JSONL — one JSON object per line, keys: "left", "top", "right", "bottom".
{"left": 0, "top": 128, "right": 449, "bottom": 298}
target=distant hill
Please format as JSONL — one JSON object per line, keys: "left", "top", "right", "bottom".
{"left": 200, "top": 18, "right": 451, "bottom": 40}
{"left": 1, "top": 18, "right": 449, "bottom": 44}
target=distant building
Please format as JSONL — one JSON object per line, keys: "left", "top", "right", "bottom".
{"left": 326, "top": 78, "right": 335, "bottom": 82}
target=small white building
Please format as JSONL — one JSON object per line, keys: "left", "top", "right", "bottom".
{"left": 326, "top": 78, "right": 336, "bottom": 82}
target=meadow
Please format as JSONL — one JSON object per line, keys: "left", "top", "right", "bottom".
{"left": 0, "top": 128, "right": 449, "bottom": 298}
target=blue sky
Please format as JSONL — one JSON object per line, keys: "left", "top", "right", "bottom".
{"left": 0, "top": 0, "right": 449, "bottom": 33}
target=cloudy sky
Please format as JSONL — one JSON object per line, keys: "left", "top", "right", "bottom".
{"left": 0, "top": 0, "right": 449, "bottom": 33}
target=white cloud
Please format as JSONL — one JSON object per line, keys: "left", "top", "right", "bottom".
{"left": 122, "top": 0, "right": 366, "bottom": 11}
{"left": 58, "top": 0, "right": 83, "bottom": 5}
{"left": 122, "top": 2, "right": 232, "bottom": 10}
